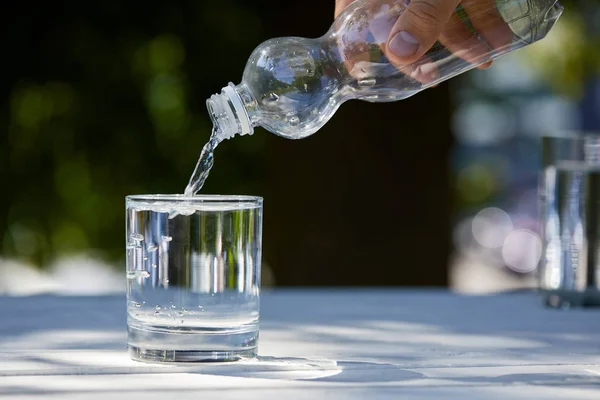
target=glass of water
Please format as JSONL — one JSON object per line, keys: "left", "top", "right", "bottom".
{"left": 126, "top": 195, "right": 263, "bottom": 362}
{"left": 540, "top": 134, "right": 600, "bottom": 308}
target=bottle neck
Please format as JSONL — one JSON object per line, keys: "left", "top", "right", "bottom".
{"left": 206, "top": 83, "right": 256, "bottom": 142}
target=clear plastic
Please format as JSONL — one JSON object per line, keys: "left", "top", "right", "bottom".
{"left": 207, "top": 0, "right": 563, "bottom": 141}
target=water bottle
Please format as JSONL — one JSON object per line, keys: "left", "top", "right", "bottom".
{"left": 207, "top": 0, "right": 563, "bottom": 141}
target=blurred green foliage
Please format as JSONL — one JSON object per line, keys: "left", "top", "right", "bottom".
{"left": 519, "top": 0, "right": 600, "bottom": 98}
{"left": 1, "top": 0, "right": 598, "bottom": 270}
{"left": 1, "top": 1, "right": 269, "bottom": 267}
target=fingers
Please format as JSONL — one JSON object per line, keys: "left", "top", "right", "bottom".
{"left": 437, "top": 10, "right": 493, "bottom": 67}
{"left": 334, "top": 0, "right": 356, "bottom": 18}
{"left": 478, "top": 60, "right": 493, "bottom": 69}
{"left": 462, "top": 0, "right": 514, "bottom": 52}
{"left": 398, "top": 56, "right": 440, "bottom": 84}
{"left": 386, "top": 0, "right": 462, "bottom": 65}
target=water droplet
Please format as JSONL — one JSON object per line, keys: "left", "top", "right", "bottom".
{"left": 268, "top": 93, "right": 280, "bottom": 102}
{"left": 147, "top": 245, "right": 158, "bottom": 253}
{"left": 288, "top": 116, "right": 300, "bottom": 126}
{"left": 358, "top": 78, "right": 377, "bottom": 87}
{"left": 131, "top": 233, "right": 144, "bottom": 242}
{"left": 162, "top": 236, "right": 173, "bottom": 242}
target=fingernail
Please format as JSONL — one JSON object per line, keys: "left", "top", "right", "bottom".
{"left": 389, "top": 31, "right": 420, "bottom": 58}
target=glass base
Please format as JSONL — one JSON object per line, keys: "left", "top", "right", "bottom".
{"left": 127, "top": 321, "right": 259, "bottom": 363}
{"left": 129, "top": 345, "right": 257, "bottom": 363}
{"left": 541, "top": 289, "right": 600, "bottom": 309}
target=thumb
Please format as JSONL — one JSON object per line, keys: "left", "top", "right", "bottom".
{"left": 387, "top": 0, "right": 461, "bottom": 64}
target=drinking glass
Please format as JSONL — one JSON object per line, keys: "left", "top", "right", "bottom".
{"left": 126, "top": 195, "right": 263, "bottom": 362}
{"left": 539, "top": 134, "right": 600, "bottom": 308}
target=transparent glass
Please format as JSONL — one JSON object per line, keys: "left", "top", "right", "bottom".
{"left": 126, "top": 195, "right": 263, "bottom": 362}
{"left": 208, "top": 0, "right": 563, "bottom": 141}
{"left": 539, "top": 135, "right": 600, "bottom": 308}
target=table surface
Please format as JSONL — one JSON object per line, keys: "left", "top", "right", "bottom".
{"left": 1, "top": 289, "right": 600, "bottom": 399}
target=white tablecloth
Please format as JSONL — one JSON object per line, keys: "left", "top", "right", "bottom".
{"left": 1, "top": 290, "right": 599, "bottom": 399}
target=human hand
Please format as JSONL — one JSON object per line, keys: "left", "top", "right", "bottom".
{"left": 335, "top": 0, "right": 514, "bottom": 71}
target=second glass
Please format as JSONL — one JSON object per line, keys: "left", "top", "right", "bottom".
{"left": 126, "top": 195, "right": 263, "bottom": 362}
{"left": 539, "top": 135, "right": 600, "bottom": 308}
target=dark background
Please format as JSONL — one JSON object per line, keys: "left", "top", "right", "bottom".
{"left": 1, "top": 0, "right": 596, "bottom": 289}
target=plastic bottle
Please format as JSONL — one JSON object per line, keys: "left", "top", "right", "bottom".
{"left": 207, "top": 0, "right": 563, "bottom": 141}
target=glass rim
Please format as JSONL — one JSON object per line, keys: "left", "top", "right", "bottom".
{"left": 126, "top": 194, "right": 263, "bottom": 205}
{"left": 542, "top": 132, "right": 600, "bottom": 140}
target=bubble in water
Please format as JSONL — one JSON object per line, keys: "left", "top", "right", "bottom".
{"left": 154, "top": 311, "right": 160, "bottom": 316}
{"left": 176, "top": 311, "right": 184, "bottom": 316}
{"left": 131, "top": 301, "right": 141, "bottom": 308}
{"left": 147, "top": 245, "right": 158, "bottom": 253}
{"left": 162, "top": 236, "right": 173, "bottom": 242}
{"left": 165, "top": 279, "right": 170, "bottom": 283}
{"left": 358, "top": 78, "right": 377, "bottom": 87}
{"left": 152, "top": 263, "right": 157, "bottom": 269}
{"left": 288, "top": 116, "right": 300, "bottom": 126}
{"left": 131, "top": 233, "right": 144, "bottom": 242}
{"left": 155, "top": 305, "right": 161, "bottom": 310}
{"left": 180, "top": 320, "right": 185, "bottom": 324}
{"left": 268, "top": 93, "right": 280, "bottom": 102}
{"left": 143, "top": 256, "right": 148, "bottom": 261}
{"left": 171, "top": 304, "right": 177, "bottom": 309}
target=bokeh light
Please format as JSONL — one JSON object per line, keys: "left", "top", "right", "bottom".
{"left": 472, "top": 208, "right": 514, "bottom": 249}
{"left": 502, "top": 229, "right": 542, "bottom": 274}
